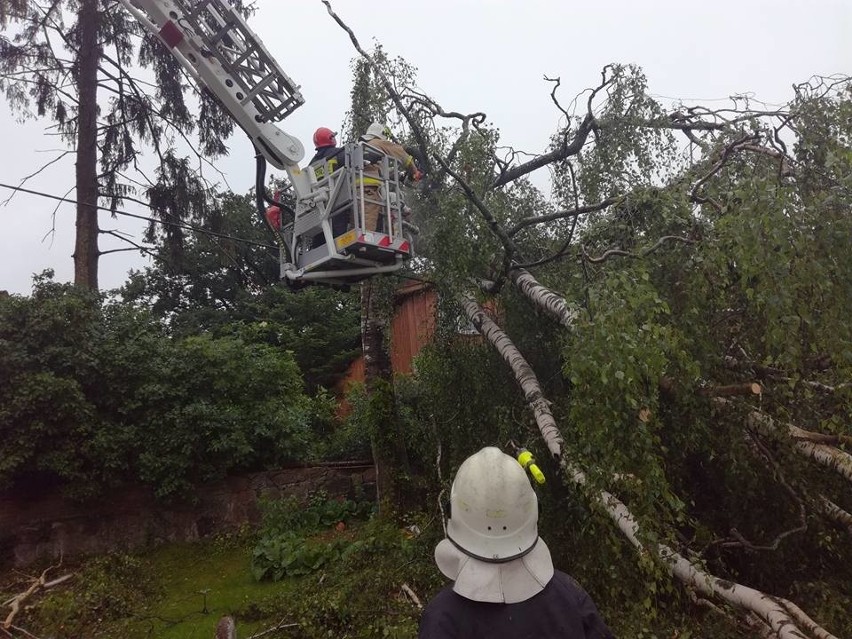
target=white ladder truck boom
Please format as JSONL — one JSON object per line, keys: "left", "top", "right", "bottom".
{"left": 118, "top": 0, "right": 307, "bottom": 181}
{"left": 120, "top": 0, "right": 415, "bottom": 287}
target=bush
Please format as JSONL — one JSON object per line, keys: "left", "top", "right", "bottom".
{"left": 0, "top": 273, "right": 315, "bottom": 499}
{"left": 251, "top": 492, "right": 374, "bottom": 581}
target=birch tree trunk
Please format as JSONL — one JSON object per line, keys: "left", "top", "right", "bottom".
{"left": 817, "top": 496, "right": 852, "bottom": 537}
{"left": 460, "top": 294, "right": 563, "bottom": 458}
{"left": 464, "top": 293, "right": 838, "bottom": 638}
{"left": 567, "top": 463, "right": 837, "bottom": 639}
{"left": 508, "top": 268, "right": 580, "bottom": 329}
{"left": 745, "top": 410, "right": 852, "bottom": 484}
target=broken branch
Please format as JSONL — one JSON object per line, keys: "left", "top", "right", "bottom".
{"left": 3, "top": 562, "right": 67, "bottom": 630}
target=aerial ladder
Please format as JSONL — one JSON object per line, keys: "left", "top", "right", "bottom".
{"left": 118, "top": 0, "right": 414, "bottom": 286}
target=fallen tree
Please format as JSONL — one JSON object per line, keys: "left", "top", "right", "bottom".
{"left": 323, "top": 3, "right": 852, "bottom": 633}
{"left": 461, "top": 295, "right": 838, "bottom": 638}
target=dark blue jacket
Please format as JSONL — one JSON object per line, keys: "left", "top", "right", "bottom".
{"left": 309, "top": 145, "right": 345, "bottom": 178}
{"left": 418, "top": 571, "right": 614, "bottom": 639}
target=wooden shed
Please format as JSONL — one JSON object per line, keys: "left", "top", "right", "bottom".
{"left": 337, "top": 281, "right": 437, "bottom": 399}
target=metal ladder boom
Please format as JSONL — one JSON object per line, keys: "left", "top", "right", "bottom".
{"left": 118, "top": 0, "right": 307, "bottom": 177}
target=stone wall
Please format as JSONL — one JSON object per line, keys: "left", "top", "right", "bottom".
{"left": 0, "top": 463, "right": 374, "bottom": 568}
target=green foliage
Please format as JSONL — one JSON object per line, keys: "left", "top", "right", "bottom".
{"left": 251, "top": 493, "right": 374, "bottom": 581}
{"left": 323, "top": 383, "right": 374, "bottom": 460}
{"left": 256, "top": 492, "right": 372, "bottom": 538}
{"left": 562, "top": 266, "right": 696, "bottom": 520}
{"left": 252, "top": 534, "right": 358, "bottom": 581}
{"left": 571, "top": 64, "right": 681, "bottom": 202}
{"left": 343, "top": 45, "right": 418, "bottom": 141}
{"left": 32, "top": 554, "right": 161, "bottom": 634}
{"left": 0, "top": 272, "right": 315, "bottom": 498}
{"left": 257, "top": 517, "right": 438, "bottom": 639}
{"left": 131, "top": 331, "right": 313, "bottom": 498}
{"left": 405, "top": 335, "right": 527, "bottom": 474}
{"left": 122, "top": 194, "right": 362, "bottom": 393}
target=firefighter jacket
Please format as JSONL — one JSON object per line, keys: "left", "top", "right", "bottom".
{"left": 309, "top": 145, "right": 345, "bottom": 179}
{"left": 359, "top": 138, "right": 416, "bottom": 186}
{"left": 417, "top": 571, "right": 614, "bottom": 639}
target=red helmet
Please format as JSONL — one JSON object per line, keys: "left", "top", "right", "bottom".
{"left": 313, "top": 127, "right": 336, "bottom": 149}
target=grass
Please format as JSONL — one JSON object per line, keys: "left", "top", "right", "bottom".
{"left": 120, "top": 540, "right": 300, "bottom": 639}
{"left": 0, "top": 536, "right": 305, "bottom": 639}
{"left": 1, "top": 516, "right": 441, "bottom": 639}
{"left": 4, "top": 496, "right": 849, "bottom": 639}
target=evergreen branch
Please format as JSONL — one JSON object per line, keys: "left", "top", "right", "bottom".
{"left": 0, "top": 150, "right": 72, "bottom": 207}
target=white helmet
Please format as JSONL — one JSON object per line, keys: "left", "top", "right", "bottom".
{"left": 446, "top": 447, "right": 539, "bottom": 561}
{"left": 363, "top": 122, "right": 390, "bottom": 140}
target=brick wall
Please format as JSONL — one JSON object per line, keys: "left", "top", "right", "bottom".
{"left": 0, "top": 463, "right": 374, "bottom": 568}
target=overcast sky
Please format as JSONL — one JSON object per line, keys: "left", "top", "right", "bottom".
{"left": 0, "top": 0, "right": 849, "bottom": 295}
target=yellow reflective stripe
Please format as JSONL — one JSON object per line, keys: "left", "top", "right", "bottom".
{"left": 355, "top": 176, "right": 382, "bottom": 186}
{"left": 313, "top": 158, "right": 338, "bottom": 180}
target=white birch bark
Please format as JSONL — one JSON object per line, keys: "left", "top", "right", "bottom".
{"left": 463, "top": 296, "right": 838, "bottom": 638}
{"left": 746, "top": 411, "right": 852, "bottom": 484}
{"left": 508, "top": 268, "right": 580, "bottom": 329}
{"left": 460, "top": 295, "right": 563, "bottom": 458}
{"left": 566, "top": 462, "right": 838, "bottom": 639}
{"left": 817, "top": 496, "right": 852, "bottom": 537}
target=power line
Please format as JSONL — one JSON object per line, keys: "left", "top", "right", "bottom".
{"left": 0, "top": 181, "right": 279, "bottom": 250}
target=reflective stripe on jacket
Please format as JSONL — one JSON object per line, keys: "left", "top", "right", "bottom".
{"left": 354, "top": 175, "right": 383, "bottom": 187}
{"left": 309, "top": 145, "right": 345, "bottom": 180}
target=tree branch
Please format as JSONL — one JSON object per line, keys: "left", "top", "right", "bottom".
{"left": 708, "top": 431, "right": 808, "bottom": 553}
{"left": 3, "top": 561, "right": 67, "bottom": 630}
{"left": 573, "top": 467, "right": 838, "bottom": 639}
{"left": 508, "top": 196, "right": 620, "bottom": 236}
{"left": 817, "top": 496, "right": 852, "bottom": 537}
{"left": 506, "top": 268, "right": 580, "bottom": 329}
{"left": 493, "top": 113, "right": 596, "bottom": 188}
{"left": 721, "top": 403, "right": 852, "bottom": 484}
{"left": 435, "top": 156, "right": 517, "bottom": 251}
{"left": 582, "top": 235, "right": 696, "bottom": 264}
{"left": 0, "top": 150, "right": 72, "bottom": 206}
{"left": 322, "top": 0, "right": 433, "bottom": 175}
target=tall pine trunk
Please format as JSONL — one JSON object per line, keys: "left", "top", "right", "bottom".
{"left": 73, "top": 0, "right": 100, "bottom": 290}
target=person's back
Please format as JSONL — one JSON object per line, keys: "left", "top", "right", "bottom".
{"left": 417, "top": 447, "right": 614, "bottom": 639}
{"left": 305, "top": 127, "right": 349, "bottom": 244}
{"left": 362, "top": 137, "right": 415, "bottom": 179}
{"left": 356, "top": 122, "right": 421, "bottom": 231}
{"left": 308, "top": 127, "right": 345, "bottom": 179}
{"left": 419, "top": 571, "right": 611, "bottom": 639}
